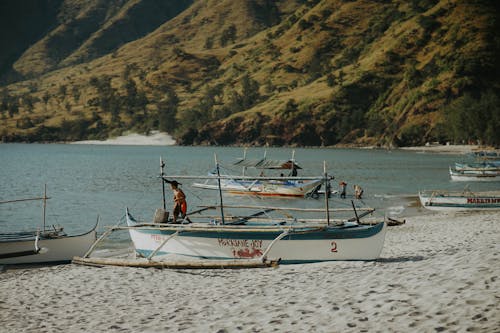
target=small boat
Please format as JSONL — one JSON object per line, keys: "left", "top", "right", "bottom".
{"left": 193, "top": 151, "right": 324, "bottom": 197}
{"left": 469, "top": 151, "right": 500, "bottom": 160}
{"left": 419, "top": 190, "right": 500, "bottom": 211}
{"left": 0, "top": 186, "right": 98, "bottom": 265}
{"left": 76, "top": 159, "right": 387, "bottom": 267}
{"left": 454, "top": 162, "right": 500, "bottom": 172}
{"left": 449, "top": 167, "right": 500, "bottom": 182}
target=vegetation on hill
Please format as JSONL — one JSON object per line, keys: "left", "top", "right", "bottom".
{"left": 0, "top": 0, "right": 499, "bottom": 146}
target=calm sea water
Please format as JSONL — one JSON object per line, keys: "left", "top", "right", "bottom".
{"left": 1, "top": 144, "right": 498, "bottom": 244}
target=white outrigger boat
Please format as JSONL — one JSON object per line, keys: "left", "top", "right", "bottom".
{"left": 419, "top": 190, "right": 500, "bottom": 211}
{"left": 0, "top": 186, "right": 97, "bottom": 265}
{"left": 449, "top": 167, "right": 500, "bottom": 182}
{"left": 74, "top": 159, "right": 387, "bottom": 268}
{"left": 454, "top": 162, "right": 500, "bottom": 172}
{"left": 193, "top": 151, "right": 323, "bottom": 197}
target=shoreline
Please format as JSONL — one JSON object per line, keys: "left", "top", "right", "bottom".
{"left": 3, "top": 132, "right": 496, "bottom": 156}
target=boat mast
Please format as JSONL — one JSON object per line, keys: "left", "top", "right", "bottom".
{"left": 214, "top": 154, "right": 225, "bottom": 224}
{"left": 324, "top": 162, "right": 330, "bottom": 226}
{"left": 42, "top": 184, "right": 47, "bottom": 231}
{"left": 160, "top": 157, "right": 166, "bottom": 210}
{"left": 242, "top": 147, "right": 247, "bottom": 176}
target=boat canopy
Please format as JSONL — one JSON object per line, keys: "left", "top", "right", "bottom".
{"left": 233, "top": 158, "right": 302, "bottom": 170}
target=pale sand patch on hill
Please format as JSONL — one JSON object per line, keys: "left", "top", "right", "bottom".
{"left": 72, "top": 131, "right": 176, "bottom": 146}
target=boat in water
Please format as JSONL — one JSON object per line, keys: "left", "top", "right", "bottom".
{"left": 0, "top": 186, "right": 97, "bottom": 265}
{"left": 419, "top": 190, "right": 500, "bottom": 211}
{"left": 449, "top": 167, "right": 500, "bottom": 182}
{"left": 192, "top": 151, "right": 324, "bottom": 197}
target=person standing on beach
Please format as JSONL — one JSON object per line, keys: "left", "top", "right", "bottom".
{"left": 339, "top": 181, "right": 347, "bottom": 199}
{"left": 165, "top": 180, "right": 188, "bottom": 223}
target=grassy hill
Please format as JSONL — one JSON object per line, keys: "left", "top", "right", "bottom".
{"left": 1, "top": 0, "right": 499, "bottom": 146}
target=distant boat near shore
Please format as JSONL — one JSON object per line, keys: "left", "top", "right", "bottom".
{"left": 419, "top": 190, "right": 500, "bottom": 211}
{"left": 449, "top": 167, "right": 500, "bottom": 181}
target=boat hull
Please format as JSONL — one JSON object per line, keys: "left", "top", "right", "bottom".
{"left": 126, "top": 212, "right": 386, "bottom": 263}
{"left": 0, "top": 227, "right": 97, "bottom": 265}
{"left": 419, "top": 192, "right": 500, "bottom": 211}
{"left": 449, "top": 168, "right": 500, "bottom": 182}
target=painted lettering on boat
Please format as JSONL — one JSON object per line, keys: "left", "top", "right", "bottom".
{"left": 467, "top": 198, "right": 500, "bottom": 204}
{"left": 218, "top": 238, "right": 263, "bottom": 258}
{"left": 151, "top": 234, "right": 163, "bottom": 243}
{"left": 233, "top": 248, "right": 263, "bottom": 258}
{"left": 330, "top": 241, "right": 338, "bottom": 253}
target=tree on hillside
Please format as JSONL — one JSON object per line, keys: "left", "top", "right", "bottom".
{"left": 445, "top": 90, "right": 500, "bottom": 146}
{"left": 241, "top": 73, "right": 260, "bottom": 110}
{"left": 157, "top": 88, "right": 179, "bottom": 133}
{"left": 220, "top": 24, "right": 237, "bottom": 47}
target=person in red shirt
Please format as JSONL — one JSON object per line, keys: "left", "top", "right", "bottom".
{"left": 166, "top": 180, "right": 187, "bottom": 223}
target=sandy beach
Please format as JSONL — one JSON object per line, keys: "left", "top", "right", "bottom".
{"left": 1, "top": 210, "right": 498, "bottom": 332}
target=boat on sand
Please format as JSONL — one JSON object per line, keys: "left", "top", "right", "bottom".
{"left": 419, "top": 190, "right": 500, "bottom": 211}
{"left": 0, "top": 186, "right": 97, "bottom": 265}
{"left": 74, "top": 159, "right": 387, "bottom": 268}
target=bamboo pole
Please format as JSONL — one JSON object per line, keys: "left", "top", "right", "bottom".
{"left": 147, "top": 231, "right": 180, "bottom": 260}
{"left": 198, "top": 204, "right": 374, "bottom": 213}
{"left": 0, "top": 197, "right": 51, "bottom": 204}
{"left": 260, "top": 230, "right": 290, "bottom": 260}
{"left": 72, "top": 256, "right": 280, "bottom": 269}
{"left": 162, "top": 175, "right": 328, "bottom": 181}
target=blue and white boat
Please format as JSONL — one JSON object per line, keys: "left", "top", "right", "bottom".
{"left": 419, "top": 190, "right": 500, "bottom": 211}
{"left": 122, "top": 159, "right": 386, "bottom": 264}
{"left": 454, "top": 161, "right": 500, "bottom": 172}
{"left": 193, "top": 151, "right": 324, "bottom": 197}
{"left": 125, "top": 208, "right": 386, "bottom": 264}
{"left": 449, "top": 167, "right": 500, "bottom": 182}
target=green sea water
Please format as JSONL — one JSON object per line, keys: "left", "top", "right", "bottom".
{"left": 1, "top": 144, "right": 498, "bottom": 246}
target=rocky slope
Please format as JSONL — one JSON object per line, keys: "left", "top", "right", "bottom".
{"left": 1, "top": 0, "right": 499, "bottom": 146}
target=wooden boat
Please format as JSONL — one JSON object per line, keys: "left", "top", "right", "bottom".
{"left": 419, "top": 190, "right": 500, "bottom": 211}
{"left": 449, "top": 167, "right": 500, "bottom": 182}
{"left": 193, "top": 151, "right": 323, "bottom": 197}
{"left": 0, "top": 226, "right": 98, "bottom": 265}
{"left": 74, "top": 158, "right": 386, "bottom": 268}
{"left": 0, "top": 187, "right": 98, "bottom": 265}
{"left": 123, "top": 209, "right": 387, "bottom": 264}
{"left": 454, "top": 162, "right": 500, "bottom": 172}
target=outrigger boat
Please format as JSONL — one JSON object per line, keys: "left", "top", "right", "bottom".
{"left": 193, "top": 151, "right": 323, "bottom": 197}
{"left": 449, "top": 167, "right": 500, "bottom": 182}
{"left": 74, "top": 158, "right": 387, "bottom": 268}
{"left": 454, "top": 162, "right": 500, "bottom": 172}
{"left": 0, "top": 186, "right": 97, "bottom": 265}
{"left": 419, "top": 190, "right": 500, "bottom": 211}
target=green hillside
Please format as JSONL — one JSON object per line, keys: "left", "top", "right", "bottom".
{"left": 1, "top": 0, "right": 499, "bottom": 147}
